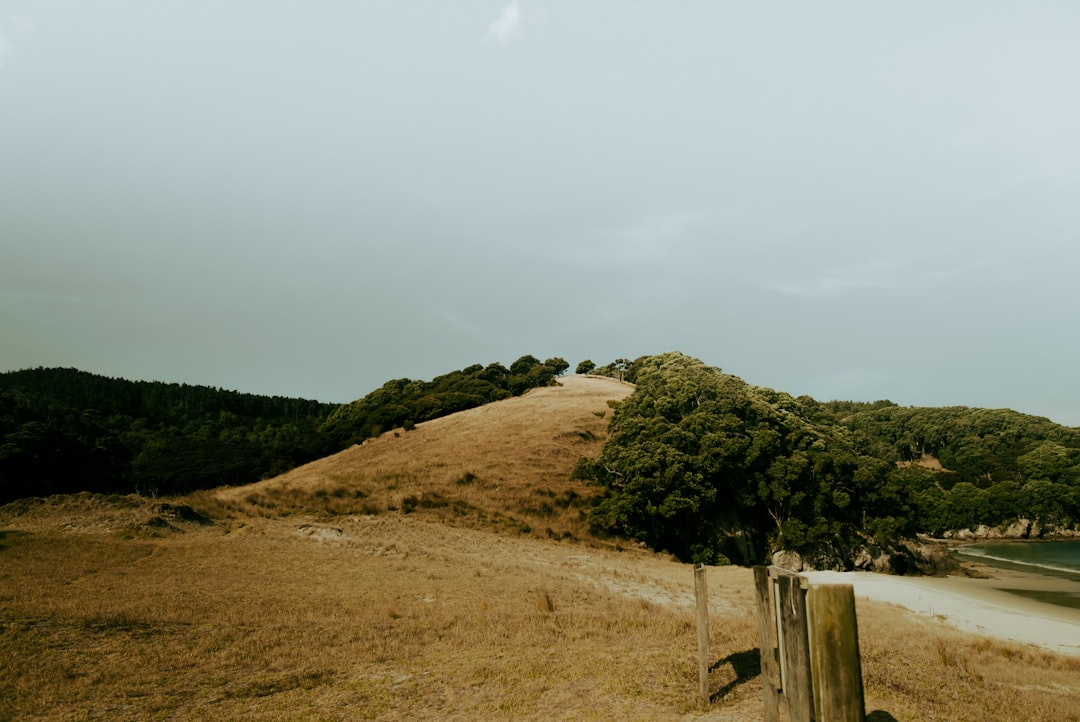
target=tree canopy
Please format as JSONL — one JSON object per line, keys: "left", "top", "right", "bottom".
{"left": 0, "top": 368, "right": 340, "bottom": 501}
{"left": 577, "top": 352, "right": 1078, "bottom": 566}
{"left": 828, "top": 402, "right": 1080, "bottom": 534}
{"left": 318, "top": 355, "right": 567, "bottom": 447}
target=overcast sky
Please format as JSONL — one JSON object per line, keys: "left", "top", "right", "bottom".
{"left": 2, "top": 2, "right": 1079, "bottom": 425}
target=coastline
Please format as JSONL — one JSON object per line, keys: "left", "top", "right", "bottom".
{"left": 803, "top": 558, "right": 1080, "bottom": 657}
{"left": 953, "top": 539, "right": 1080, "bottom": 585}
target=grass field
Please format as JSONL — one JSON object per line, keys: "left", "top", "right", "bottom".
{"left": 3, "top": 376, "right": 1080, "bottom": 720}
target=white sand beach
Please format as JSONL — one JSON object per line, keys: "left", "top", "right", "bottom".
{"left": 803, "top": 566, "right": 1080, "bottom": 657}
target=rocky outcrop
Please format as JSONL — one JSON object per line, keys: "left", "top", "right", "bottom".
{"left": 771, "top": 520, "right": 1080, "bottom": 576}
{"left": 770, "top": 550, "right": 806, "bottom": 572}
{"left": 771, "top": 536, "right": 958, "bottom": 576}
{"left": 942, "top": 519, "right": 1080, "bottom": 541}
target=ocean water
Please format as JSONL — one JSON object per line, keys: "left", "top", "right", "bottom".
{"left": 957, "top": 541, "right": 1080, "bottom": 611}
{"left": 959, "top": 540, "right": 1080, "bottom": 577}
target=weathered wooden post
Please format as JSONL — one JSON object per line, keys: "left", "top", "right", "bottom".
{"left": 776, "top": 571, "right": 813, "bottom": 722}
{"left": 753, "top": 566, "right": 866, "bottom": 722}
{"left": 694, "top": 562, "right": 710, "bottom": 708}
{"left": 807, "top": 584, "right": 865, "bottom": 722}
{"left": 753, "top": 566, "right": 782, "bottom": 721}
{"left": 754, "top": 567, "right": 812, "bottom": 721}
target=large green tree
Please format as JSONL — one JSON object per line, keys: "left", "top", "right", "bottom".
{"left": 577, "top": 352, "right": 915, "bottom": 566}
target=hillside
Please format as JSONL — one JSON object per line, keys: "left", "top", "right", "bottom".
{"left": 3, "top": 375, "right": 1080, "bottom": 720}
{"left": 211, "top": 374, "right": 633, "bottom": 541}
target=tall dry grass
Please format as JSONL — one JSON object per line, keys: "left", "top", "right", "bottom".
{"left": 4, "top": 514, "right": 1080, "bottom": 721}
{"left": 0, "top": 516, "right": 763, "bottom": 720}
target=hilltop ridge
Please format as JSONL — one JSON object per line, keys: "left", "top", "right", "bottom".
{"left": 212, "top": 375, "right": 633, "bottom": 541}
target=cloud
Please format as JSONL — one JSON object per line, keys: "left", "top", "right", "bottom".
{"left": 0, "top": 16, "right": 34, "bottom": 72}
{"left": 437, "top": 309, "right": 496, "bottom": 345}
{"left": 560, "top": 209, "right": 712, "bottom": 267}
{"left": 607, "top": 210, "right": 710, "bottom": 261}
{"left": 765, "top": 257, "right": 909, "bottom": 298}
{"left": 487, "top": 1, "right": 522, "bottom": 44}
{"left": 763, "top": 253, "right": 1000, "bottom": 299}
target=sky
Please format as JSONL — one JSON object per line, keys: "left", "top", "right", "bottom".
{"left": 2, "top": 2, "right": 1079, "bottom": 426}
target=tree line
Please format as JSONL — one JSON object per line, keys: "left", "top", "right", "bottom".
{"left": 319, "top": 356, "right": 568, "bottom": 446}
{"left": 0, "top": 357, "right": 568, "bottom": 502}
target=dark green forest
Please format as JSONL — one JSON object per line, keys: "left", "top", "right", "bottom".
{"left": 830, "top": 402, "right": 1080, "bottom": 535}
{"left": 0, "top": 356, "right": 567, "bottom": 502}
{"left": 577, "top": 353, "right": 1080, "bottom": 567}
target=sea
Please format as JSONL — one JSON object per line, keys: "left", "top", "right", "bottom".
{"left": 957, "top": 540, "right": 1080, "bottom": 610}
{"left": 958, "top": 540, "right": 1080, "bottom": 576}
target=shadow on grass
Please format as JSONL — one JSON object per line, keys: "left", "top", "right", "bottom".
{"left": 708, "top": 648, "right": 898, "bottom": 722}
{"left": 709, "top": 648, "right": 761, "bottom": 700}
{"left": 0, "top": 529, "right": 30, "bottom": 550}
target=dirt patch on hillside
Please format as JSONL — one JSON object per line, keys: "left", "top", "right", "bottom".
{"left": 896, "top": 452, "right": 951, "bottom": 472}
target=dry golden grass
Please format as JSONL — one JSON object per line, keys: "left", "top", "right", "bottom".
{"left": 3, "top": 376, "right": 1080, "bottom": 720}
{"left": 0, "top": 515, "right": 764, "bottom": 720}
{"left": 211, "top": 375, "right": 634, "bottom": 542}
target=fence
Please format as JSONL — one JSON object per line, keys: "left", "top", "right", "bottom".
{"left": 752, "top": 566, "right": 865, "bottom": 722}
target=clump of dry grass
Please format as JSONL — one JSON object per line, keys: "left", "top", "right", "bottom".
{"left": 0, "top": 493, "right": 213, "bottom": 538}
{"left": 187, "top": 482, "right": 383, "bottom": 520}
{"left": 535, "top": 588, "right": 557, "bottom": 613}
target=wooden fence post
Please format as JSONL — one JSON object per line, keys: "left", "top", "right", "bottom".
{"left": 754, "top": 567, "right": 866, "bottom": 722}
{"left": 753, "top": 566, "right": 781, "bottom": 722}
{"left": 776, "top": 573, "right": 813, "bottom": 722}
{"left": 694, "top": 563, "right": 710, "bottom": 708}
{"left": 807, "top": 584, "right": 865, "bottom": 722}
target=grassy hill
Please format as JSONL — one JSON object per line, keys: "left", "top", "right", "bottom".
{"left": 208, "top": 374, "right": 633, "bottom": 542}
{"left": 2, "top": 376, "right": 1080, "bottom": 720}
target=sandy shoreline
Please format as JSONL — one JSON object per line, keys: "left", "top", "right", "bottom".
{"left": 803, "top": 562, "right": 1080, "bottom": 657}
